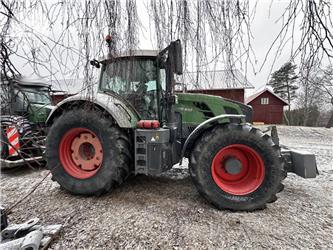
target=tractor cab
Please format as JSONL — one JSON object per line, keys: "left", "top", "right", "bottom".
{"left": 1, "top": 77, "right": 54, "bottom": 167}
{"left": 0, "top": 77, "right": 54, "bottom": 124}
{"left": 98, "top": 51, "right": 163, "bottom": 120}
{"left": 95, "top": 40, "right": 183, "bottom": 127}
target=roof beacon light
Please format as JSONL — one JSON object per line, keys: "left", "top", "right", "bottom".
{"left": 105, "top": 35, "right": 112, "bottom": 43}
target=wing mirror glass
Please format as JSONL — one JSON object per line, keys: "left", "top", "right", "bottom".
{"left": 170, "top": 40, "right": 183, "bottom": 75}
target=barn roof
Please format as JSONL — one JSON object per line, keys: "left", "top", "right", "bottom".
{"left": 245, "top": 88, "right": 289, "bottom": 105}
{"left": 177, "top": 69, "right": 254, "bottom": 90}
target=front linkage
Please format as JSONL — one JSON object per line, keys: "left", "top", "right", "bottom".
{"left": 266, "top": 125, "right": 318, "bottom": 179}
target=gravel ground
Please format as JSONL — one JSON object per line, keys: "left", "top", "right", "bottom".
{"left": 1, "top": 126, "right": 332, "bottom": 249}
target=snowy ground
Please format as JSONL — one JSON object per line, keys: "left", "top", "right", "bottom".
{"left": 1, "top": 126, "right": 332, "bottom": 249}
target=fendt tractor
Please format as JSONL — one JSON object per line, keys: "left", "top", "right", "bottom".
{"left": 45, "top": 39, "right": 317, "bottom": 211}
{"left": 0, "top": 77, "right": 54, "bottom": 168}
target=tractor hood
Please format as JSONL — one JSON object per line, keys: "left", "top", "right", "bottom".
{"left": 175, "top": 93, "right": 252, "bottom": 125}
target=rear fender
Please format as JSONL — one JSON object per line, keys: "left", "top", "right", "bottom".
{"left": 180, "top": 114, "right": 245, "bottom": 163}
{"left": 46, "top": 93, "right": 139, "bottom": 128}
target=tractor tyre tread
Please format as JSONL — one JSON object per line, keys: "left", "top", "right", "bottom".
{"left": 46, "top": 109, "right": 132, "bottom": 196}
{"left": 190, "top": 123, "right": 284, "bottom": 211}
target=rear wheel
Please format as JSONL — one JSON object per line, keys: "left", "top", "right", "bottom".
{"left": 46, "top": 109, "right": 132, "bottom": 195}
{"left": 190, "top": 123, "right": 283, "bottom": 211}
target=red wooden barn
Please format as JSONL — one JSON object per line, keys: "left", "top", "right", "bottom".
{"left": 245, "top": 88, "right": 288, "bottom": 124}
{"left": 179, "top": 70, "right": 254, "bottom": 103}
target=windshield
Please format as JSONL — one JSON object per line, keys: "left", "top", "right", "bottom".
{"left": 100, "top": 58, "right": 159, "bottom": 119}
{"left": 22, "top": 89, "right": 52, "bottom": 105}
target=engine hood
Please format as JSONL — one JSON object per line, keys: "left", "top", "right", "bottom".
{"left": 175, "top": 92, "right": 252, "bottom": 124}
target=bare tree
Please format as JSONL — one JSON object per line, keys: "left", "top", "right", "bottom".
{"left": 318, "top": 66, "right": 333, "bottom": 127}
{"left": 149, "top": 0, "right": 255, "bottom": 89}
{"left": 0, "top": 0, "right": 20, "bottom": 80}
{"left": 297, "top": 72, "right": 326, "bottom": 126}
{"left": 1, "top": 0, "right": 333, "bottom": 96}
{"left": 262, "top": 0, "right": 333, "bottom": 86}
{"left": 295, "top": 65, "right": 333, "bottom": 127}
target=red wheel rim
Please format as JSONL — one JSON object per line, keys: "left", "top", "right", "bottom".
{"left": 59, "top": 128, "right": 103, "bottom": 179}
{"left": 211, "top": 144, "right": 265, "bottom": 195}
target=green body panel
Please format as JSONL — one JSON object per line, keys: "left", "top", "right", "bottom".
{"left": 28, "top": 103, "right": 53, "bottom": 124}
{"left": 175, "top": 93, "right": 244, "bottom": 126}
{"left": 90, "top": 91, "right": 245, "bottom": 128}
{"left": 17, "top": 87, "right": 54, "bottom": 124}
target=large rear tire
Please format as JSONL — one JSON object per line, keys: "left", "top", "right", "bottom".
{"left": 190, "top": 123, "right": 283, "bottom": 211}
{"left": 46, "top": 109, "right": 132, "bottom": 195}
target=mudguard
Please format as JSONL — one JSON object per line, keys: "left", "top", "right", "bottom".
{"left": 180, "top": 114, "right": 245, "bottom": 162}
{"left": 46, "top": 92, "right": 139, "bottom": 128}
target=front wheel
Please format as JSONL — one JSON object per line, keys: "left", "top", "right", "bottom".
{"left": 190, "top": 123, "right": 283, "bottom": 211}
{"left": 46, "top": 109, "right": 132, "bottom": 195}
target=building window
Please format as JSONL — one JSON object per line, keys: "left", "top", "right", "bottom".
{"left": 261, "top": 97, "right": 269, "bottom": 105}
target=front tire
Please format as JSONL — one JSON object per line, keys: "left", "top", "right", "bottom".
{"left": 190, "top": 123, "right": 283, "bottom": 211}
{"left": 46, "top": 109, "right": 132, "bottom": 195}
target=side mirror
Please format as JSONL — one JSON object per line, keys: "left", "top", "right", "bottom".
{"left": 90, "top": 59, "right": 100, "bottom": 68}
{"left": 170, "top": 40, "right": 183, "bottom": 75}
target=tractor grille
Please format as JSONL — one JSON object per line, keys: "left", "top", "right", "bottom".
{"left": 193, "top": 102, "right": 214, "bottom": 119}
{"left": 239, "top": 104, "right": 253, "bottom": 123}
{"left": 223, "top": 100, "right": 253, "bottom": 123}
{"left": 224, "top": 107, "right": 239, "bottom": 115}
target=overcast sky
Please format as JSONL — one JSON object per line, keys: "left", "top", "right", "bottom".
{"left": 11, "top": 0, "right": 307, "bottom": 93}
{"left": 136, "top": 0, "right": 297, "bottom": 92}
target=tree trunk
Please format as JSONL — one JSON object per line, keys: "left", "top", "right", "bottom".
{"left": 286, "top": 82, "right": 290, "bottom": 125}
{"left": 283, "top": 111, "right": 290, "bottom": 125}
{"left": 195, "top": 1, "right": 201, "bottom": 89}
{"left": 326, "top": 111, "right": 333, "bottom": 128}
{"left": 303, "top": 82, "right": 309, "bottom": 126}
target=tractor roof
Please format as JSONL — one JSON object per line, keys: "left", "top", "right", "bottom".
{"left": 99, "top": 50, "right": 159, "bottom": 62}
{"left": 117, "top": 50, "right": 159, "bottom": 58}
{"left": 1, "top": 76, "right": 50, "bottom": 88}
{"left": 15, "top": 77, "right": 50, "bottom": 88}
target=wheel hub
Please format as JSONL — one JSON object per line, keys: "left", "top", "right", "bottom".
{"left": 71, "top": 132, "right": 103, "bottom": 171}
{"left": 59, "top": 128, "right": 104, "bottom": 179}
{"left": 211, "top": 144, "right": 265, "bottom": 195}
{"left": 224, "top": 158, "right": 242, "bottom": 175}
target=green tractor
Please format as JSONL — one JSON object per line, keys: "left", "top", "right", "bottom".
{"left": 0, "top": 77, "right": 54, "bottom": 168}
{"left": 45, "top": 40, "right": 317, "bottom": 211}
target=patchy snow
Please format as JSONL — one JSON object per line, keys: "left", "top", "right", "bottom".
{"left": 1, "top": 126, "right": 332, "bottom": 248}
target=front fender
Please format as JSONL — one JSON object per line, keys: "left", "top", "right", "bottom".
{"left": 180, "top": 114, "right": 245, "bottom": 163}
{"left": 46, "top": 93, "right": 139, "bottom": 128}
